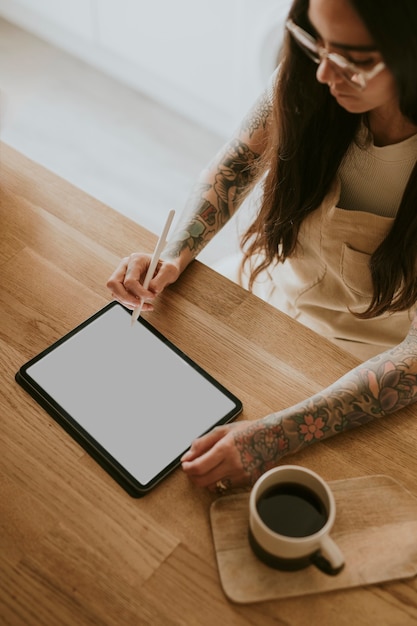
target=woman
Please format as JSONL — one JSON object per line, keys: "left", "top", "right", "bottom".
{"left": 108, "top": 0, "right": 417, "bottom": 492}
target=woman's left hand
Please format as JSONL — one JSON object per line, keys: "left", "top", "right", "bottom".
{"left": 181, "top": 417, "right": 285, "bottom": 492}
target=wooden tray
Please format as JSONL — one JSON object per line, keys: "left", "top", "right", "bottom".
{"left": 210, "top": 475, "right": 417, "bottom": 603}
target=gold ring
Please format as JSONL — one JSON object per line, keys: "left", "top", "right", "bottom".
{"left": 215, "top": 479, "right": 230, "bottom": 495}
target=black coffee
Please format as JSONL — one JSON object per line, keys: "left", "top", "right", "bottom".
{"left": 256, "top": 482, "right": 327, "bottom": 537}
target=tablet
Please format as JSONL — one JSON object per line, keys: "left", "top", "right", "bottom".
{"left": 16, "top": 302, "right": 242, "bottom": 497}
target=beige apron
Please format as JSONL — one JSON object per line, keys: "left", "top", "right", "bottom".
{"left": 221, "top": 178, "right": 413, "bottom": 361}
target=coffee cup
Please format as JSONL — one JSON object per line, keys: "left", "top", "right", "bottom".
{"left": 249, "top": 465, "right": 345, "bottom": 576}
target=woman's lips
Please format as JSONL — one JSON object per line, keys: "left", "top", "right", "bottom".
{"left": 330, "top": 87, "right": 356, "bottom": 100}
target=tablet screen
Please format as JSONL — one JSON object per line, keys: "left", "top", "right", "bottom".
{"left": 18, "top": 303, "right": 241, "bottom": 494}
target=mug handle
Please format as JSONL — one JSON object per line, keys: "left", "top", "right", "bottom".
{"left": 310, "top": 535, "right": 345, "bottom": 576}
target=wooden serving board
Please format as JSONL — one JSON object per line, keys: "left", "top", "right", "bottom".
{"left": 210, "top": 475, "right": 417, "bottom": 603}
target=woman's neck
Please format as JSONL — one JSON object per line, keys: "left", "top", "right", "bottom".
{"left": 368, "top": 108, "right": 417, "bottom": 146}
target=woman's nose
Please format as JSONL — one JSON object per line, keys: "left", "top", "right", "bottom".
{"left": 316, "top": 57, "right": 343, "bottom": 86}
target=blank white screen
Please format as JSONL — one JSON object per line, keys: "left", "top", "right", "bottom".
{"left": 26, "top": 304, "right": 237, "bottom": 485}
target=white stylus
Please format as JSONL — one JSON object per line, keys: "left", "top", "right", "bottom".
{"left": 130, "top": 209, "right": 176, "bottom": 327}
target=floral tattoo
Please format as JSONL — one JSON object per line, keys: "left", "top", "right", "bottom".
{"left": 233, "top": 420, "right": 289, "bottom": 484}
{"left": 233, "top": 323, "right": 417, "bottom": 482}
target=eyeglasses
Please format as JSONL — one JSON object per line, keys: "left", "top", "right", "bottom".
{"left": 285, "top": 19, "right": 386, "bottom": 91}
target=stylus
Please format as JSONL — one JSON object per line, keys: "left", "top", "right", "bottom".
{"left": 130, "top": 209, "right": 176, "bottom": 327}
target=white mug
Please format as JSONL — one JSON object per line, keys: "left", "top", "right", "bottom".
{"left": 249, "top": 465, "right": 345, "bottom": 576}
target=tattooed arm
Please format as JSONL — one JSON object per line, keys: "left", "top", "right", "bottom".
{"left": 107, "top": 86, "right": 273, "bottom": 310}
{"left": 181, "top": 311, "right": 417, "bottom": 490}
{"left": 162, "top": 85, "right": 273, "bottom": 262}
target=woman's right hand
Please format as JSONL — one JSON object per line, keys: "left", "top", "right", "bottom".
{"left": 106, "top": 253, "right": 181, "bottom": 311}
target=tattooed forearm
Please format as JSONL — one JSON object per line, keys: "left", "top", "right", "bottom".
{"left": 163, "top": 197, "right": 220, "bottom": 259}
{"left": 162, "top": 81, "right": 271, "bottom": 264}
{"left": 212, "top": 138, "right": 262, "bottom": 217}
{"left": 163, "top": 139, "right": 261, "bottom": 260}
{"left": 233, "top": 420, "right": 290, "bottom": 484}
{"left": 233, "top": 336, "right": 417, "bottom": 483}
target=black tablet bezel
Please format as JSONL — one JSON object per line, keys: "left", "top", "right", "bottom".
{"left": 15, "top": 302, "right": 242, "bottom": 497}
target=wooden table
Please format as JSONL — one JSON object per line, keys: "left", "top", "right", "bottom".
{"left": 2, "top": 143, "right": 417, "bottom": 625}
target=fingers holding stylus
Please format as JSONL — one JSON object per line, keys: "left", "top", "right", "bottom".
{"left": 107, "top": 254, "right": 155, "bottom": 310}
{"left": 107, "top": 253, "right": 181, "bottom": 310}
{"left": 124, "top": 253, "right": 155, "bottom": 298}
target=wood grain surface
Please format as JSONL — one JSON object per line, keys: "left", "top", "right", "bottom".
{"left": 2, "top": 143, "right": 417, "bottom": 625}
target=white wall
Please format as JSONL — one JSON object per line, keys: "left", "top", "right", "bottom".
{"left": 2, "top": 0, "right": 95, "bottom": 38}
{"left": 0, "top": 0, "right": 292, "bottom": 136}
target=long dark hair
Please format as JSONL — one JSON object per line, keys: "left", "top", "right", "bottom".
{"left": 242, "top": 0, "right": 417, "bottom": 318}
